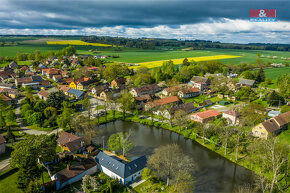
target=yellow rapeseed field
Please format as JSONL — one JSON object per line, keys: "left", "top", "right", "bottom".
{"left": 132, "top": 55, "right": 241, "bottom": 68}
{"left": 47, "top": 40, "right": 114, "bottom": 47}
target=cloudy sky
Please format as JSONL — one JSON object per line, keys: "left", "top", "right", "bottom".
{"left": 0, "top": 0, "right": 289, "bottom": 43}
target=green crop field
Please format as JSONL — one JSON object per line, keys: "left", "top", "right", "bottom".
{"left": 100, "top": 48, "right": 290, "bottom": 64}
{"left": 262, "top": 67, "right": 290, "bottom": 79}
{"left": 0, "top": 37, "right": 289, "bottom": 67}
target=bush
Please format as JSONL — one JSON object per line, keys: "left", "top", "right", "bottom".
{"left": 27, "top": 112, "right": 43, "bottom": 126}
{"left": 142, "top": 168, "right": 152, "bottom": 180}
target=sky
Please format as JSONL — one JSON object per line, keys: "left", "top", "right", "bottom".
{"left": 0, "top": 0, "right": 289, "bottom": 43}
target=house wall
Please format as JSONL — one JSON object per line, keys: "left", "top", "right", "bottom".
{"left": 99, "top": 165, "right": 125, "bottom": 184}
{"left": 252, "top": 124, "right": 269, "bottom": 139}
{"left": 124, "top": 169, "right": 143, "bottom": 184}
{"left": 222, "top": 114, "right": 237, "bottom": 125}
{"left": 0, "top": 143, "right": 6, "bottom": 154}
{"left": 52, "top": 165, "right": 98, "bottom": 190}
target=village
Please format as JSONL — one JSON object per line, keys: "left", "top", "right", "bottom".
{"left": 0, "top": 48, "right": 289, "bottom": 193}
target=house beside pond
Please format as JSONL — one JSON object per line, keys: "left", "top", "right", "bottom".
{"left": 95, "top": 151, "right": 147, "bottom": 185}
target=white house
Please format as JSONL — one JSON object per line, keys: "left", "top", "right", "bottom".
{"left": 222, "top": 109, "right": 240, "bottom": 125}
{"left": 95, "top": 151, "right": 147, "bottom": 184}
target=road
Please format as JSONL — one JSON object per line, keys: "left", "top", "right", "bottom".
{"left": 15, "top": 98, "right": 58, "bottom": 135}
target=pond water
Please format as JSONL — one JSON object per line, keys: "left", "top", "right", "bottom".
{"left": 91, "top": 120, "right": 254, "bottom": 193}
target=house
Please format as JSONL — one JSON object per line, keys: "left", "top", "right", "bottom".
{"left": 237, "top": 78, "right": 255, "bottom": 87}
{"left": 0, "top": 135, "right": 6, "bottom": 154}
{"left": 178, "top": 88, "right": 200, "bottom": 98}
{"left": 222, "top": 109, "right": 240, "bottom": 125}
{"left": 15, "top": 76, "right": 43, "bottom": 88}
{"left": 190, "top": 110, "right": 222, "bottom": 123}
{"left": 135, "top": 94, "right": 151, "bottom": 110}
{"left": 42, "top": 68, "right": 60, "bottom": 78}
{"left": 52, "top": 159, "right": 97, "bottom": 190}
{"left": 37, "top": 90, "right": 51, "bottom": 101}
{"left": 145, "top": 96, "right": 180, "bottom": 111}
{"left": 160, "top": 103, "right": 196, "bottom": 119}
{"left": 99, "top": 89, "right": 120, "bottom": 101}
{"left": 111, "top": 77, "right": 126, "bottom": 89}
{"left": 0, "top": 70, "right": 16, "bottom": 82}
{"left": 0, "top": 83, "right": 15, "bottom": 89}
{"left": 69, "top": 81, "right": 77, "bottom": 89}
{"left": 95, "top": 151, "right": 147, "bottom": 185}
{"left": 252, "top": 111, "right": 290, "bottom": 139}
{"left": 8, "top": 61, "right": 18, "bottom": 69}
{"left": 161, "top": 86, "right": 180, "bottom": 96}
{"left": 59, "top": 85, "right": 71, "bottom": 96}
{"left": 0, "top": 88, "right": 21, "bottom": 99}
{"left": 130, "top": 84, "right": 161, "bottom": 97}
{"left": 57, "top": 132, "right": 86, "bottom": 153}
{"left": 189, "top": 76, "right": 210, "bottom": 91}
{"left": 52, "top": 75, "right": 62, "bottom": 82}
{"left": 68, "top": 89, "right": 85, "bottom": 100}
{"left": 91, "top": 84, "right": 109, "bottom": 97}
{"left": 0, "top": 94, "right": 12, "bottom": 105}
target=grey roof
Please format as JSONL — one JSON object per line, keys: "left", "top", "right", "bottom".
{"left": 68, "top": 89, "right": 84, "bottom": 99}
{"left": 238, "top": 78, "right": 255, "bottom": 86}
{"left": 95, "top": 151, "right": 147, "bottom": 179}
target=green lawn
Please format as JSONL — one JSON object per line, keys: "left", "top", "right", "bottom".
{"left": 0, "top": 169, "right": 21, "bottom": 193}
{"left": 278, "top": 129, "right": 290, "bottom": 146}
{"left": 27, "top": 125, "right": 56, "bottom": 131}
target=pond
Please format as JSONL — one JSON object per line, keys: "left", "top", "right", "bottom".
{"left": 91, "top": 120, "right": 254, "bottom": 193}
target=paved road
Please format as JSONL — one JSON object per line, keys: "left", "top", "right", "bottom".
{"left": 0, "top": 158, "right": 10, "bottom": 173}
{"left": 15, "top": 98, "right": 58, "bottom": 136}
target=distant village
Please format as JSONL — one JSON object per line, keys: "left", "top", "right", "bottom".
{"left": 0, "top": 51, "right": 289, "bottom": 192}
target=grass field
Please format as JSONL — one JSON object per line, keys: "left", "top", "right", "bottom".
{"left": 47, "top": 40, "right": 114, "bottom": 47}
{"left": 262, "top": 67, "right": 290, "bottom": 79}
{"left": 132, "top": 55, "right": 241, "bottom": 68}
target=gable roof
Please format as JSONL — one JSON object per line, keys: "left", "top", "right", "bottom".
{"left": 180, "top": 87, "right": 200, "bottom": 94}
{"left": 56, "top": 159, "right": 97, "bottom": 184}
{"left": 146, "top": 96, "right": 179, "bottom": 108}
{"left": 59, "top": 85, "right": 70, "bottom": 93}
{"left": 190, "top": 76, "right": 209, "bottom": 84}
{"left": 238, "top": 78, "right": 255, "bottom": 86}
{"left": 68, "top": 89, "right": 84, "bottom": 98}
{"left": 96, "top": 151, "right": 147, "bottom": 179}
{"left": 223, "top": 109, "right": 240, "bottom": 117}
{"left": 135, "top": 94, "right": 151, "bottom": 102}
{"left": 273, "top": 111, "right": 290, "bottom": 126}
{"left": 133, "top": 84, "right": 160, "bottom": 94}
{"left": 0, "top": 135, "right": 6, "bottom": 144}
{"left": 192, "top": 110, "right": 221, "bottom": 119}
{"left": 38, "top": 90, "right": 51, "bottom": 98}
{"left": 57, "top": 132, "right": 85, "bottom": 152}
{"left": 262, "top": 119, "right": 281, "bottom": 133}
{"left": 171, "top": 103, "right": 195, "bottom": 113}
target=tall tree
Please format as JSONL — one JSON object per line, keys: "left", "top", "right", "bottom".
{"left": 173, "top": 110, "right": 188, "bottom": 133}
{"left": 256, "top": 67, "right": 265, "bottom": 83}
{"left": 118, "top": 90, "right": 135, "bottom": 120}
{"left": 46, "top": 91, "right": 65, "bottom": 110}
{"left": 148, "top": 144, "right": 195, "bottom": 186}
{"left": 107, "top": 132, "right": 134, "bottom": 156}
{"left": 253, "top": 138, "right": 289, "bottom": 193}
{"left": 10, "top": 134, "right": 57, "bottom": 190}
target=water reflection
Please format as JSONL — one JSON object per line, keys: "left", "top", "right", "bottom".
{"left": 89, "top": 120, "right": 253, "bottom": 193}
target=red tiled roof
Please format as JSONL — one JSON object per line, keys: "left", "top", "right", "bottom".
{"left": 59, "top": 85, "right": 70, "bottom": 93}
{"left": 192, "top": 110, "right": 221, "bottom": 119}
{"left": 273, "top": 111, "right": 290, "bottom": 126}
{"left": 38, "top": 90, "right": 51, "bottom": 98}
{"left": 146, "top": 96, "right": 179, "bottom": 108}
{"left": 57, "top": 132, "right": 85, "bottom": 152}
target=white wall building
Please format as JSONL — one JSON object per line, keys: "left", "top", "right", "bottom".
{"left": 96, "top": 151, "right": 147, "bottom": 184}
